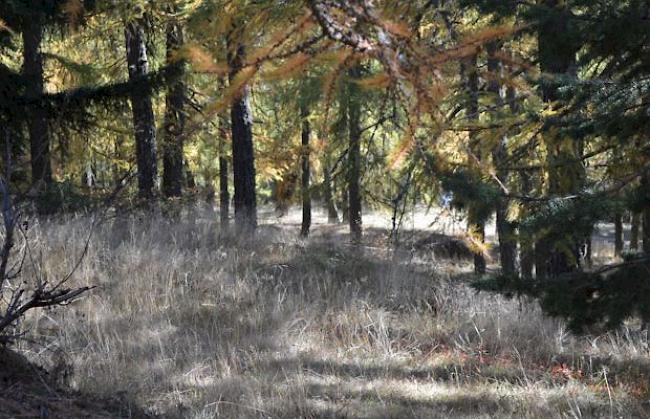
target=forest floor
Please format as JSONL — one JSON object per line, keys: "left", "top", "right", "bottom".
{"left": 5, "top": 205, "right": 650, "bottom": 418}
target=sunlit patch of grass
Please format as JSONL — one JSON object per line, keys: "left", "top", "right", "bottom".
{"left": 13, "top": 206, "right": 650, "bottom": 418}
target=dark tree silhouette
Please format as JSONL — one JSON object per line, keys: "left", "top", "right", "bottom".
{"left": 125, "top": 18, "right": 158, "bottom": 200}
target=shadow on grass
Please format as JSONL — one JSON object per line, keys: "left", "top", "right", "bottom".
{"left": 263, "top": 355, "right": 530, "bottom": 390}
{"left": 251, "top": 236, "right": 450, "bottom": 313}
{"left": 53, "top": 215, "right": 650, "bottom": 418}
{"left": 285, "top": 385, "right": 509, "bottom": 419}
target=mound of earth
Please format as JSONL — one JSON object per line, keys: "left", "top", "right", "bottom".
{"left": 0, "top": 348, "right": 153, "bottom": 419}
{"left": 413, "top": 233, "right": 474, "bottom": 260}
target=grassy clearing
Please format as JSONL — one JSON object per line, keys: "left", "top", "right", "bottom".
{"left": 13, "top": 207, "right": 650, "bottom": 418}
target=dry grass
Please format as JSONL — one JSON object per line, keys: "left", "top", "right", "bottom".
{"left": 12, "top": 206, "right": 650, "bottom": 418}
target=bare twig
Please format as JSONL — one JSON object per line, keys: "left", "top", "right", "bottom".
{"left": 0, "top": 130, "right": 135, "bottom": 343}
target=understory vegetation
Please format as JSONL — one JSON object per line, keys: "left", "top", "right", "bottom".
{"left": 3, "top": 1, "right": 650, "bottom": 417}
{"left": 9, "top": 209, "right": 649, "bottom": 418}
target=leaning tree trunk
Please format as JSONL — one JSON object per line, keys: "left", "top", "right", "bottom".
{"left": 487, "top": 43, "right": 517, "bottom": 277}
{"left": 162, "top": 20, "right": 186, "bottom": 198}
{"left": 22, "top": 18, "right": 52, "bottom": 187}
{"left": 125, "top": 19, "right": 158, "bottom": 200}
{"left": 347, "top": 67, "right": 363, "bottom": 243}
{"left": 300, "top": 102, "right": 312, "bottom": 237}
{"left": 536, "top": 0, "right": 582, "bottom": 277}
{"left": 462, "top": 53, "right": 486, "bottom": 275}
{"left": 227, "top": 42, "right": 257, "bottom": 232}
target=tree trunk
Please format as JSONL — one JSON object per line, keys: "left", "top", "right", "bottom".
{"left": 487, "top": 43, "right": 517, "bottom": 277}
{"left": 323, "top": 160, "right": 339, "bottom": 223}
{"left": 536, "top": 0, "right": 581, "bottom": 277}
{"left": 506, "top": 78, "right": 534, "bottom": 279}
{"left": 112, "top": 136, "right": 125, "bottom": 186}
{"left": 347, "top": 67, "right": 363, "bottom": 243}
{"left": 493, "top": 162, "right": 516, "bottom": 275}
{"left": 162, "top": 21, "right": 186, "bottom": 198}
{"left": 227, "top": 43, "right": 257, "bottom": 233}
{"left": 614, "top": 212, "right": 624, "bottom": 257}
{"left": 218, "top": 159, "right": 229, "bottom": 227}
{"left": 631, "top": 212, "right": 640, "bottom": 251}
{"left": 340, "top": 185, "right": 349, "bottom": 223}
{"left": 218, "top": 98, "right": 230, "bottom": 230}
{"left": 22, "top": 18, "right": 52, "bottom": 186}
{"left": 185, "top": 161, "right": 196, "bottom": 190}
{"left": 462, "top": 53, "right": 486, "bottom": 274}
{"left": 643, "top": 175, "right": 650, "bottom": 254}
{"left": 58, "top": 135, "right": 69, "bottom": 177}
{"left": 519, "top": 172, "right": 535, "bottom": 280}
{"left": 125, "top": 19, "right": 158, "bottom": 200}
{"left": 2, "top": 127, "right": 13, "bottom": 183}
{"left": 470, "top": 222, "right": 487, "bottom": 275}
{"left": 300, "top": 102, "right": 312, "bottom": 237}
{"left": 643, "top": 212, "right": 650, "bottom": 255}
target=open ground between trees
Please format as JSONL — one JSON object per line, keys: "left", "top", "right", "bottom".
{"left": 1, "top": 0, "right": 650, "bottom": 417}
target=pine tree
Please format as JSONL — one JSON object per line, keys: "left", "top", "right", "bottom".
{"left": 535, "top": 0, "right": 583, "bottom": 277}
{"left": 22, "top": 13, "right": 51, "bottom": 186}
{"left": 218, "top": 81, "right": 230, "bottom": 230}
{"left": 322, "top": 158, "right": 339, "bottom": 223}
{"left": 227, "top": 40, "right": 257, "bottom": 232}
{"left": 0, "top": 0, "right": 85, "bottom": 187}
{"left": 462, "top": 53, "right": 487, "bottom": 274}
{"left": 125, "top": 16, "right": 158, "bottom": 200}
{"left": 162, "top": 16, "right": 186, "bottom": 198}
{"left": 347, "top": 65, "right": 363, "bottom": 243}
{"left": 631, "top": 212, "right": 640, "bottom": 251}
{"left": 614, "top": 211, "right": 623, "bottom": 257}
{"left": 300, "top": 100, "right": 312, "bottom": 237}
{"left": 487, "top": 42, "right": 517, "bottom": 276}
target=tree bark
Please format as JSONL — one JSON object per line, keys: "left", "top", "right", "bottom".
{"left": 614, "top": 212, "right": 623, "bottom": 257}
{"left": 536, "top": 0, "right": 582, "bottom": 277}
{"left": 340, "top": 182, "right": 349, "bottom": 223}
{"left": 112, "top": 136, "right": 125, "bottom": 186}
{"left": 323, "top": 160, "right": 339, "bottom": 223}
{"left": 470, "top": 222, "right": 487, "bottom": 275}
{"left": 125, "top": 19, "right": 158, "bottom": 200}
{"left": 347, "top": 67, "right": 363, "bottom": 243}
{"left": 300, "top": 102, "right": 312, "bottom": 237}
{"left": 494, "top": 169, "right": 517, "bottom": 275}
{"left": 506, "top": 78, "right": 534, "bottom": 279}
{"left": 218, "top": 97, "right": 230, "bottom": 230}
{"left": 162, "top": 21, "right": 186, "bottom": 198}
{"left": 487, "top": 43, "right": 517, "bottom": 277}
{"left": 22, "top": 18, "right": 52, "bottom": 186}
{"left": 462, "top": 53, "right": 486, "bottom": 274}
{"left": 227, "top": 42, "right": 257, "bottom": 232}
{"left": 643, "top": 175, "right": 650, "bottom": 254}
{"left": 519, "top": 172, "right": 535, "bottom": 280}
{"left": 185, "top": 161, "right": 196, "bottom": 190}
{"left": 642, "top": 208, "right": 650, "bottom": 255}
{"left": 219, "top": 157, "right": 229, "bottom": 228}
{"left": 631, "top": 212, "right": 640, "bottom": 251}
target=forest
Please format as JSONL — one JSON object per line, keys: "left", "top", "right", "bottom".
{"left": 1, "top": 0, "right": 650, "bottom": 418}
